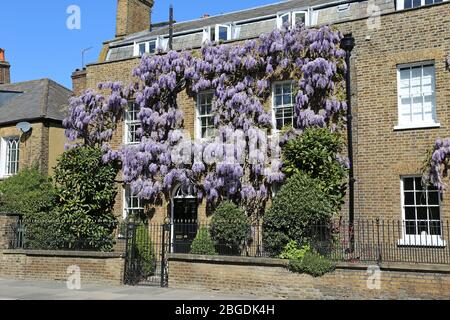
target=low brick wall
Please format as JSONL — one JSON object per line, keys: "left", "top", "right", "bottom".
{"left": 168, "top": 254, "right": 450, "bottom": 300}
{"left": 0, "top": 250, "right": 125, "bottom": 286}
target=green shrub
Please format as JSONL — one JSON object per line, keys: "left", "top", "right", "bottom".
{"left": 0, "top": 168, "right": 59, "bottom": 249}
{"left": 52, "top": 146, "right": 119, "bottom": 251}
{"left": 0, "top": 167, "right": 55, "bottom": 215}
{"left": 287, "top": 251, "right": 335, "bottom": 277}
{"left": 282, "top": 128, "right": 347, "bottom": 212}
{"left": 134, "top": 224, "right": 156, "bottom": 278}
{"left": 279, "top": 241, "right": 310, "bottom": 260}
{"left": 263, "top": 173, "right": 334, "bottom": 257}
{"left": 190, "top": 227, "right": 217, "bottom": 255}
{"left": 211, "top": 201, "right": 251, "bottom": 253}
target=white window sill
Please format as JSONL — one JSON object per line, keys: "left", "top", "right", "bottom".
{"left": 394, "top": 122, "right": 440, "bottom": 131}
{"left": 398, "top": 235, "right": 446, "bottom": 247}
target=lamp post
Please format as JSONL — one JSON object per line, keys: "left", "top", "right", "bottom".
{"left": 341, "top": 34, "right": 355, "bottom": 252}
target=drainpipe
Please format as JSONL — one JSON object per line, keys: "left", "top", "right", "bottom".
{"left": 341, "top": 34, "right": 355, "bottom": 252}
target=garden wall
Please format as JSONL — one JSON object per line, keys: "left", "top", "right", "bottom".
{"left": 168, "top": 254, "right": 450, "bottom": 300}
{"left": 0, "top": 249, "right": 125, "bottom": 286}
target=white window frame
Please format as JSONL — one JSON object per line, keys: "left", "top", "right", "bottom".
{"left": 292, "top": 11, "right": 310, "bottom": 27}
{"left": 124, "top": 101, "right": 141, "bottom": 145}
{"left": 0, "top": 137, "right": 20, "bottom": 179}
{"left": 202, "top": 24, "right": 232, "bottom": 44}
{"left": 277, "top": 11, "right": 310, "bottom": 29}
{"left": 123, "top": 186, "right": 144, "bottom": 220}
{"left": 134, "top": 39, "right": 158, "bottom": 56}
{"left": 394, "top": 61, "right": 439, "bottom": 130}
{"left": 398, "top": 175, "right": 446, "bottom": 247}
{"left": 396, "top": 0, "right": 446, "bottom": 10}
{"left": 272, "top": 81, "right": 295, "bottom": 132}
{"left": 196, "top": 91, "right": 215, "bottom": 139}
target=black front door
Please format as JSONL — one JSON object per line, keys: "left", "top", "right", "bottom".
{"left": 172, "top": 197, "right": 198, "bottom": 253}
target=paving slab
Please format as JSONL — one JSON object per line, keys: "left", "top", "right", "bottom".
{"left": 0, "top": 278, "right": 270, "bottom": 300}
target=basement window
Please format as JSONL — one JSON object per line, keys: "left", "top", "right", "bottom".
{"left": 398, "top": 176, "right": 446, "bottom": 247}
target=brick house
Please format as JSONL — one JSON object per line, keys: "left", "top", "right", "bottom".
{"left": 73, "top": 0, "right": 450, "bottom": 248}
{"left": 0, "top": 49, "right": 72, "bottom": 178}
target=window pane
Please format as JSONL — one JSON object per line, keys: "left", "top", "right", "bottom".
{"left": 283, "top": 94, "right": 292, "bottom": 105}
{"left": 417, "top": 207, "right": 428, "bottom": 220}
{"left": 218, "top": 26, "right": 228, "bottom": 41}
{"left": 413, "top": 0, "right": 421, "bottom": 7}
{"left": 414, "top": 177, "right": 423, "bottom": 190}
{"left": 429, "top": 206, "right": 441, "bottom": 220}
{"left": 405, "top": 221, "right": 416, "bottom": 235}
{"left": 294, "top": 12, "right": 305, "bottom": 25}
{"left": 417, "top": 220, "right": 428, "bottom": 234}
{"left": 405, "top": 207, "right": 415, "bottom": 220}
{"left": 404, "top": 0, "right": 412, "bottom": 8}
{"left": 149, "top": 41, "right": 156, "bottom": 54}
{"left": 139, "top": 43, "right": 146, "bottom": 55}
{"left": 428, "top": 191, "right": 439, "bottom": 205}
{"left": 404, "top": 192, "right": 414, "bottom": 205}
{"left": 275, "top": 95, "right": 282, "bottom": 106}
{"left": 404, "top": 178, "right": 414, "bottom": 191}
{"left": 429, "top": 220, "right": 441, "bottom": 236}
{"left": 275, "top": 85, "right": 282, "bottom": 95}
{"left": 416, "top": 192, "right": 427, "bottom": 205}
{"left": 282, "top": 14, "right": 289, "bottom": 25}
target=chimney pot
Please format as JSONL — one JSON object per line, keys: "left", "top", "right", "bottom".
{"left": 201, "top": 13, "right": 210, "bottom": 18}
{"left": 0, "top": 48, "right": 5, "bottom": 62}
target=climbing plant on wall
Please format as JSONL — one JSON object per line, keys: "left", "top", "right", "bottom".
{"left": 64, "top": 23, "right": 348, "bottom": 215}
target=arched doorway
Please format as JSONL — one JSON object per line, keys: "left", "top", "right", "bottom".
{"left": 170, "top": 184, "right": 198, "bottom": 253}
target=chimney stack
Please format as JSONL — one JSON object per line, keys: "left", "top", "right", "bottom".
{"left": 116, "top": 0, "right": 154, "bottom": 38}
{"left": 0, "top": 48, "right": 11, "bottom": 85}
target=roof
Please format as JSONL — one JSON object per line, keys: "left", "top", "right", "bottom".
{"left": 0, "top": 79, "right": 72, "bottom": 125}
{"left": 111, "top": 0, "right": 335, "bottom": 47}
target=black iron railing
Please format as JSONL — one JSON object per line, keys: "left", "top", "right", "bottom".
{"left": 8, "top": 219, "right": 450, "bottom": 264}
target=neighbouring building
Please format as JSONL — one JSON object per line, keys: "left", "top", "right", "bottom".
{"left": 0, "top": 49, "right": 72, "bottom": 178}
{"left": 73, "top": 0, "right": 450, "bottom": 249}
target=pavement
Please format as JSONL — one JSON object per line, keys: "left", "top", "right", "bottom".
{"left": 0, "top": 278, "right": 267, "bottom": 300}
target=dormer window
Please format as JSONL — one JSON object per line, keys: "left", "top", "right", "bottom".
{"left": 277, "top": 11, "right": 309, "bottom": 29}
{"left": 203, "top": 24, "right": 231, "bottom": 44}
{"left": 396, "top": 0, "right": 444, "bottom": 10}
{"left": 135, "top": 39, "right": 157, "bottom": 56}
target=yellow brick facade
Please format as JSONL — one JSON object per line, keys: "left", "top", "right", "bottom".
{"left": 78, "top": 3, "right": 450, "bottom": 225}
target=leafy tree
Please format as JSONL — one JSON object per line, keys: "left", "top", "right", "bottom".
{"left": 263, "top": 173, "right": 334, "bottom": 256}
{"left": 52, "top": 146, "right": 119, "bottom": 251}
{"left": 211, "top": 201, "right": 251, "bottom": 253}
{"left": 282, "top": 127, "right": 347, "bottom": 212}
{"left": 190, "top": 227, "right": 217, "bottom": 255}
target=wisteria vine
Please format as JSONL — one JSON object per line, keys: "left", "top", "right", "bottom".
{"left": 64, "top": 23, "right": 348, "bottom": 214}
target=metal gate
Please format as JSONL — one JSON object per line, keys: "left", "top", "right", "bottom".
{"left": 124, "top": 223, "right": 170, "bottom": 287}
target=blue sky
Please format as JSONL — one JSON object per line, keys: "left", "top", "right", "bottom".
{"left": 0, "top": 0, "right": 278, "bottom": 89}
